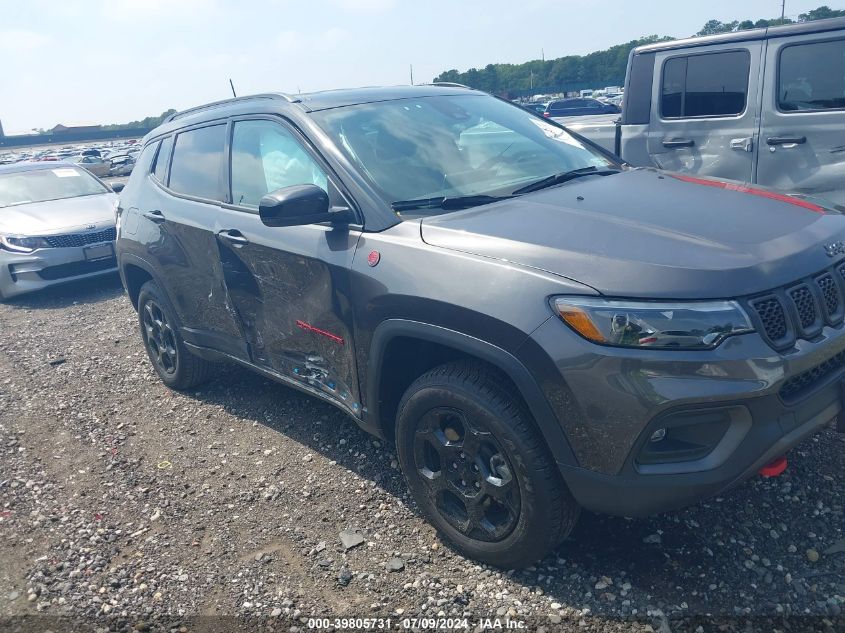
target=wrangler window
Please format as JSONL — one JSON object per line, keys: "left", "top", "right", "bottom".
{"left": 661, "top": 50, "right": 750, "bottom": 118}
{"left": 779, "top": 39, "right": 845, "bottom": 112}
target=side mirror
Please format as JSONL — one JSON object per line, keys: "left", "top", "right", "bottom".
{"left": 259, "top": 184, "right": 352, "bottom": 228}
{"left": 111, "top": 182, "right": 125, "bottom": 193}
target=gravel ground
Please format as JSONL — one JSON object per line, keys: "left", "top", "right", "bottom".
{"left": 0, "top": 275, "right": 843, "bottom": 632}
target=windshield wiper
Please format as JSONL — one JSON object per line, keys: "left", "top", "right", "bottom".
{"left": 512, "top": 166, "right": 620, "bottom": 195}
{"left": 391, "top": 194, "right": 511, "bottom": 212}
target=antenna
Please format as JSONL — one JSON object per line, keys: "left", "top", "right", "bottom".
{"left": 229, "top": 78, "right": 237, "bottom": 98}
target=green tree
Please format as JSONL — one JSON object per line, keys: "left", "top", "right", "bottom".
{"left": 434, "top": 6, "right": 845, "bottom": 97}
{"left": 799, "top": 6, "right": 845, "bottom": 21}
{"left": 696, "top": 19, "right": 740, "bottom": 35}
{"left": 102, "top": 109, "right": 177, "bottom": 131}
{"left": 694, "top": 4, "right": 843, "bottom": 36}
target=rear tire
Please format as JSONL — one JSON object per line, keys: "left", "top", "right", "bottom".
{"left": 137, "top": 280, "right": 215, "bottom": 390}
{"left": 395, "top": 361, "right": 579, "bottom": 568}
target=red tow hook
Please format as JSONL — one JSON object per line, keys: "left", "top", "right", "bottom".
{"left": 759, "top": 456, "right": 788, "bottom": 478}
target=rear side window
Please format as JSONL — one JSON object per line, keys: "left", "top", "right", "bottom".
{"left": 169, "top": 125, "right": 226, "bottom": 200}
{"left": 550, "top": 101, "right": 583, "bottom": 114}
{"left": 151, "top": 136, "right": 173, "bottom": 183}
{"left": 623, "top": 53, "right": 655, "bottom": 125}
{"left": 661, "top": 50, "right": 751, "bottom": 118}
{"left": 779, "top": 39, "right": 845, "bottom": 112}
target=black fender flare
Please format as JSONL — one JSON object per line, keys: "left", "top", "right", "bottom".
{"left": 118, "top": 253, "right": 171, "bottom": 310}
{"left": 366, "top": 319, "right": 579, "bottom": 469}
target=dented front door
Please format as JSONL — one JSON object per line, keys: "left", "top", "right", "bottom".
{"left": 214, "top": 211, "right": 362, "bottom": 415}
{"left": 215, "top": 117, "right": 363, "bottom": 414}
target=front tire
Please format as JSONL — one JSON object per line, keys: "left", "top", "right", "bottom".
{"left": 395, "top": 361, "right": 580, "bottom": 568}
{"left": 137, "top": 280, "right": 214, "bottom": 390}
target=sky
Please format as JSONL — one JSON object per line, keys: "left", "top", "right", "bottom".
{"left": 0, "top": 0, "right": 832, "bottom": 132}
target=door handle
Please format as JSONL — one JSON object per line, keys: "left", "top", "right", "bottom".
{"left": 662, "top": 138, "right": 695, "bottom": 148}
{"left": 767, "top": 136, "right": 806, "bottom": 146}
{"left": 218, "top": 229, "right": 249, "bottom": 247}
{"left": 142, "top": 209, "right": 165, "bottom": 223}
{"left": 730, "top": 137, "right": 753, "bottom": 152}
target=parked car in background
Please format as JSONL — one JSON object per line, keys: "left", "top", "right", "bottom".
{"left": 568, "top": 16, "right": 845, "bottom": 207}
{"left": 0, "top": 162, "right": 120, "bottom": 298}
{"left": 108, "top": 154, "right": 136, "bottom": 176}
{"left": 521, "top": 102, "right": 548, "bottom": 115}
{"left": 67, "top": 154, "right": 111, "bottom": 178}
{"left": 118, "top": 86, "right": 845, "bottom": 567}
{"left": 544, "top": 98, "right": 621, "bottom": 118}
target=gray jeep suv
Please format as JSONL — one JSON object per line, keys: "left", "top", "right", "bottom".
{"left": 116, "top": 85, "right": 845, "bottom": 568}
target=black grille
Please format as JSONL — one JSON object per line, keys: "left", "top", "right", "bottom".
{"left": 44, "top": 227, "right": 116, "bottom": 248}
{"left": 36, "top": 257, "right": 116, "bottom": 280}
{"left": 789, "top": 285, "right": 818, "bottom": 329}
{"left": 750, "top": 296, "right": 788, "bottom": 342}
{"left": 779, "top": 349, "right": 845, "bottom": 401}
{"left": 816, "top": 274, "right": 840, "bottom": 318}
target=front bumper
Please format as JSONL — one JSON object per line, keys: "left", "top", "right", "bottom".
{"left": 524, "top": 316, "right": 845, "bottom": 517}
{"left": 0, "top": 242, "right": 117, "bottom": 298}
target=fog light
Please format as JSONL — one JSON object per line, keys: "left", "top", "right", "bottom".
{"left": 637, "top": 409, "right": 733, "bottom": 466}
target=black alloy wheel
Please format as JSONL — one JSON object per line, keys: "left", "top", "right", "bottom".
{"left": 142, "top": 299, "right": 178, "bottom": 375}
{"left": 396, "top": 361, "right": 580, "bottom": 568}
{"left": 413, "top": 406, "right": 521, "bottom": 542}
{"left": 136, "top": 280, "right": 215, "bottom": 390}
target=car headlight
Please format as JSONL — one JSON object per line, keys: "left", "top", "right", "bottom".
{"left": 0, "top": 235, "right": 51, "bottom": 253}
{"left": 552, "top": 297, "right": 754, "bottom": 349}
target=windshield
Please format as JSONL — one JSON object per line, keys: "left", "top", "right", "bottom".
{"left": 0, "top": 166, "right": 109, "bottom": 208}
{"left": 310, "top": 94, "right": 615, "bottom": 216}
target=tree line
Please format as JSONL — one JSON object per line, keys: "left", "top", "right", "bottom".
{"left": 101, "top": 109, "right": 177, "bottom": 132}
{"left": 434, "top": 5, "right": 845, "bottom": 97}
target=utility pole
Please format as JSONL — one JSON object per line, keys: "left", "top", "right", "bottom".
{"left": 530, "top": 70, "right": 534, "bottom": 90}
{"left": 541, "top": 48, "right": 545, "bottom": 62}
{"left": 781, "top": 0, "right": 786, "bottom": 22}
{"left": 410, "top": 64, "right": 414, "bottom": 86}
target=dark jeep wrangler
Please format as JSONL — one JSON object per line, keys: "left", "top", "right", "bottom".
{"left": 116, "top": 85, "right": 845, "bottom": 568}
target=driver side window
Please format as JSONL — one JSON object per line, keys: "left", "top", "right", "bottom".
{"left": 230, "top": 119, "right": 328, "bottom": 209}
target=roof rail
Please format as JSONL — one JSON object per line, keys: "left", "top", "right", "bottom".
{"left": 164, "top": 92, "right": 302, "bottom": 123}
{"left": 426, "top": 82, "right": 474, "bottom": 89}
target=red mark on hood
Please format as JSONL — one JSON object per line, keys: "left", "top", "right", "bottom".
{"left": 669, "top": 174, "right": 824, "bottom": 213}
{"left": 296, "top": 320, "right": 344, "bottom": 345}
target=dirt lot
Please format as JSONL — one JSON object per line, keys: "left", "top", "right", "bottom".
{"left": 0, "top": 275, "right": 843, "bottom": 632}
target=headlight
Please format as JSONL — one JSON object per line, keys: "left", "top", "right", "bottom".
{"left": 552, "top": 297, "right": 754, "bottom": 349}
{"left": 0, "top": 235, "right": 51, "bottom": 253}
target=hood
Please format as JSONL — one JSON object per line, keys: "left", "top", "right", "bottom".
{"left": 554, "top": 113, "right": 619, "bottom": 128}
{"left": 420, "top": 169, "right": 845, "bottom": 299}
{"left": 0, "top": 193, "right": 118, "bottom": 236}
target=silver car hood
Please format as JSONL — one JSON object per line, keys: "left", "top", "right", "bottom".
{"left": 0, "top": 193, "right": 118, "bottom": 236}
{"left": 553, "top": 113, "right": 619, "bottom": 127}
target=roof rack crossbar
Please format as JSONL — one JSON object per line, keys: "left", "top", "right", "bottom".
{"left": 164, "top": 92, "right": 302, "bottom": 123}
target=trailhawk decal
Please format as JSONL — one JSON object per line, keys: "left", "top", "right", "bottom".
{"left": 669, "top": 173, "right": 825, "bottom": 214}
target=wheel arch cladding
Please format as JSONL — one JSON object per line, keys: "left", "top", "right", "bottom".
{"left": 366, "top": 319, "right": 579, "bottom": 469}
{"left": 122, "top": 262, "right": 154, "bottom": 309}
